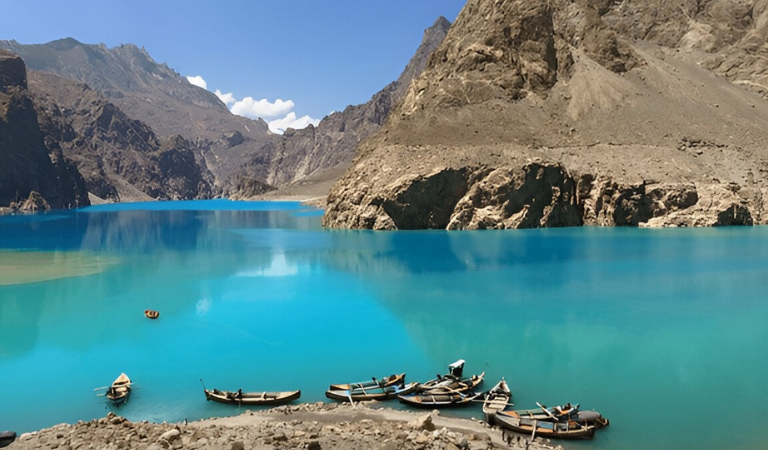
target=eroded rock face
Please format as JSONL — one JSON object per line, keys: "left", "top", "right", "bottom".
{"left": 323, "top": 0, "right": 768, "bottom": 229}
{"left": 0, "top": 50, "right": 89, "bottom": 210}
{"left": 324, "top": 157, "right": 762, "bottom": 230}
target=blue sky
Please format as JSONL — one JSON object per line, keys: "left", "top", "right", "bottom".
{"left": 0, "top": 0, "right": 466, "bottom": 132}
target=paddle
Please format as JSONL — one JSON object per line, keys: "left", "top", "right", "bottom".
{"left": 536, "top": 402, "right": 559, "bottom": 421}
{"left": 93, "top": 386, "right": 109, "bottom": 391}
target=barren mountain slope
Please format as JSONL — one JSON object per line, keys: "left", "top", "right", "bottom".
{"left": 0, "top": 49, "right": 89, "bottom": 211}
{"left": 28, "top": 71, "right": 213, "bottom": 202}
{"left": 324, "top": 0, "right": 768, "bottom": 229}
{"left": 230, "top": 17, "right": 452, "bottom": 198}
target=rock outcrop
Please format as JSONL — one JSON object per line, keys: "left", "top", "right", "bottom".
{"left": 324, "top": 0, "right": 768, "bottom": 229}
{"left": 0, "top": 49, "right": 89, "bottom": 210}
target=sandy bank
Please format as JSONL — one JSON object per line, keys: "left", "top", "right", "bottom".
{"left": 9, "top": 402, "right": 565, "bottom": 450}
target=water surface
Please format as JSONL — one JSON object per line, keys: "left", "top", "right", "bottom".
{"left": 0, "top": 200, "right": 766, "bottom": 450}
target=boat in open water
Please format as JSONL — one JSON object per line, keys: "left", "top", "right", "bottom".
{"left": 105, "top": 373, "right": 132, "bottom": 406}
{"left": 482, "top": 378, "right": 512, "bottom": 423}
{"left": 325, "top": 381, "right": 419, "bottom": 402}
{"left": 203, "top": 387, "right": 301, "bottom": 406}
{"left": 328, "top": 373, "right": 405, "bottom": 391}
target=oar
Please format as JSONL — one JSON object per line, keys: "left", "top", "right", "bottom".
{"left": 536, "top": 402, "right": 559, "bottom": 421}
{"left": 93, "top": 386, "right": 109, "bottom": 391}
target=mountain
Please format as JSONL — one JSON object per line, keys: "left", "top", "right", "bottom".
{"left": 1, "top": 19, "right": 451, "bottom": 200}
{"left": 323, "top": 0, "right": 768, "bottom": 229}
{"left": 230, "top": 17, "right": 452, "bottom": 199}
{"left": 28, "top": 70, "right": 213, "bottom": 202}
{"left": 0, "top": 49, "right": 89, "bottom": 212}
{"left": 0, "top": 38, "right": 274, "bottom": 192}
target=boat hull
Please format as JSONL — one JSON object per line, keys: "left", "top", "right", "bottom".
{"left": 326, "top": 382, "right": 418, "bottom": 402}
{"left": 328, "top": 373, "right": 405, "bottom": 391}
{"left": 0, "top": 431, "right": 16, "bottom": 448}
{"left": 495, "top": 411, "right": 597, "bottom": 440}
{"left": 204, "top": 388, "right": 301, "bottom": 406}
{"left": 398, "top": 390, "right": 483, "bottom": 408}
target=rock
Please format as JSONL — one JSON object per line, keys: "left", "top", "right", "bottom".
{"left": 231, "top": 441, "right": 244, "bottom": 450}
{"left": 306, "top": 441, "right": 321, "bottom": 450}
{"left": 0, "top": 48, "right": 26, "bottom": 89}
{"left": 408, "top": 414, "right": 436, "bottom": 432}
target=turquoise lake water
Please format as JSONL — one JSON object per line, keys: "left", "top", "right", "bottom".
{"left": 1, "top": 200, "right": 767, "bottom": 450}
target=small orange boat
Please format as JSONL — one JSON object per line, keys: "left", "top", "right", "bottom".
{"left": 144, "top": 309, "right": 160, "bottom": 319}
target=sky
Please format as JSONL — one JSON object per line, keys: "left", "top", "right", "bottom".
{"left": 0, "top": 0, "right": 467, "bottom": 133}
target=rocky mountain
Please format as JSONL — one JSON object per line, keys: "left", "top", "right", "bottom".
{"left": 0, "top": 38, "right": 274, "bottom": 192}
{"left": 0, "top": 49, "right": 89, "bottom": 212}
{"left": 210, "top": 17, "right": 452, "bottom": 199}
{"left": 1, "top": 19, "right": 451, "bottom": 200}
{"left": 28, "top": 70, "right": 213, "bottom": 202}
{"left": 323, "top": 0, "right": 768, "bottom": 229}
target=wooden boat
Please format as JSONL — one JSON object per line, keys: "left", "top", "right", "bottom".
{"left": 482, "top": 378, "right": 512, "bottom": 423}
{"left": 144, "top": 309, "right": 160, "bottom": 319}
{"left": 203, "top": 387, "right": 301, "bottom": 406}
{"left": 511, "top": 403, "right": 609, "bottom": 429}
{"left": 325, "top": 381, "right": 419, "bottom": 402}
{"left": 417, "top": 360, "right": 484, "bottom": 393}
{"left": 494, "top": 410, "right": 597, "bottom": 439}
{"left": 328, "top": 373, "right": 405, "bottom": 391}
{"left": 0, "top": 431, "right": 16, "bottom": 448}
{"left": 106, "top": 373, "right": 132, "bottom": 406}
{"left": 398, "top": 389, "right": 483, "bottom": 408}
{"left": 419, "top": 371, "right": 485, "bottom": 394}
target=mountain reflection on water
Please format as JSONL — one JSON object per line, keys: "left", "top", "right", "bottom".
{"left": 0, "top": 201, "right": 767, "bottom": 450}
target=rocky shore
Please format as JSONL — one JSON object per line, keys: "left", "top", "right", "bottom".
{"left": 7, "top": 403, "right": 566, "bottom": 450}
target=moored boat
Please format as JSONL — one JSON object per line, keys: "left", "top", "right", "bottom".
{"left": 203, "top": 387, "right": 301, "bottom": 406}
{"left": 144, "top": 309, "right": 160, "bottom": 319}
{"left": 328, "top": 373, "right": 405, "bottom": 391}
{"left": 106, "top": 373, "right": 132, "bottom": 406}
{"left": 417, "top": 360, "right": 484, "bottom": 393}
{"left": 398, "top": 389, "right": 483, "bottom": 408}
{"left": 0, "top": 431, "right": 16, "bottom": 448}
{"left": 494, "top": 410, "right": 597, "bottom": 439}
{"left": 325, "top": 381, "right": 419, "bottom": 402}
{"left": 512, "top": 403, "right": 609, "bottom": 429}
{"left": 482, "top": 378, "right": 512, "bottom": 423}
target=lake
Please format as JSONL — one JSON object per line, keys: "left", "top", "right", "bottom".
{"left": 1, "top": 200, "right": 767, "bottom": 450}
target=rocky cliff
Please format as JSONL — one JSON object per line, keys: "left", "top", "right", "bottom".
{"left": 1, "top": 22, "right": 451, "bottom": 199}
{"left": 28, "top": 71, "right": 213, "bottom": 202}
{"left": 0, "top": 49, "right": 89, "bottom": 212}
{"left": 324, "top": 0, "right": 768, "bottom": 229}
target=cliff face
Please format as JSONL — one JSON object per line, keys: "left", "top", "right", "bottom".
{"left": 0, "top": 49, "right": 89, "bottom": 211}
{"left": 324, "top": 0, "right": 768, "bottom": 229}
{"left": 0, "top": 38, "right": 274, "bottom": 193}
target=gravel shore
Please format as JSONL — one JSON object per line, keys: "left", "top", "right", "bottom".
{"left": 7, "top": 402, "right": 565, "bottom": 450}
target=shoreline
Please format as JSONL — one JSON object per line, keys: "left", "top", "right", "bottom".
{"left": 9, "top": 402, "right": 564, "bottom": 450}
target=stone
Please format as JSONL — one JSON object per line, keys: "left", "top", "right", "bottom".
{"left": 408, "top": 414, "right": 436, "bottom": 432}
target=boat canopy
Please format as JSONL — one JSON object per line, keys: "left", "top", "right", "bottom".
{"left": 448, "top": 359, "right": 465, "bottom": 378}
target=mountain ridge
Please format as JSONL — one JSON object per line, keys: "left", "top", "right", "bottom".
{"left": 323, "top": 0, "right": 768, "bottom": 229}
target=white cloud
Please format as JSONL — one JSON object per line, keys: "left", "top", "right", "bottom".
{"left": 267, "top": 113, "right": 320, "bottom": 134}
{"left": 230, "top": 97, "right": 295, "bottom": 119}
{"left": 186, "top": 75, "right": 207, "bottom": 89}
{"left": 214, "top": 89, "right": 235, "bottom": 106}
{"left": 191, "top": 78, "right": 320, "bottom": 134}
